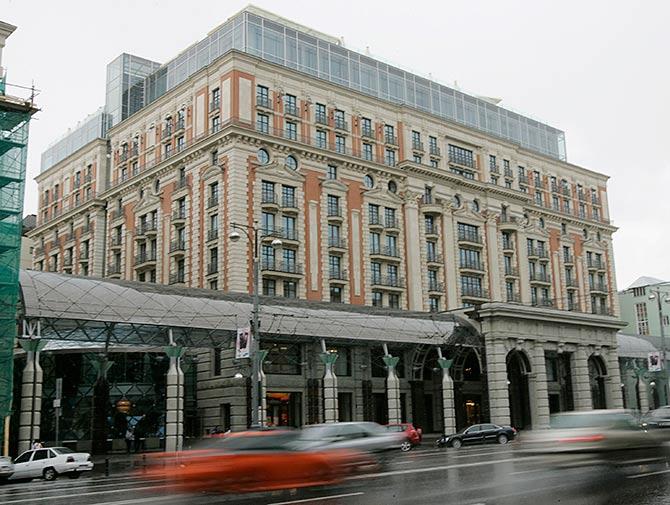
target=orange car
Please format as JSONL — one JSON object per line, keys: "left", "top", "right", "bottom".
{"left": 142, "top": 430, "right": 371, "bottom": 494}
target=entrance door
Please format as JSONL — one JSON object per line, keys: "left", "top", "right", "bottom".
{"left": 588, "top": 356, "right": 607, "bottom": 410}
{"left": 266, "top": 392, "right": 302, "bottom": 427}
{"left": 507, "top": 351, "right": 532, "bottom": 430}
{"left": 423, "top": 394, "right": 434, "bottom": 433}
{"left": 372, "top": 393, "right": 388, "bottom": 425}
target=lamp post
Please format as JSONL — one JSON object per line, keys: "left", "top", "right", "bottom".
{"left": 649, "top": 286, "right": 670, "bottom": 406}
{"left": 229, "top": 222, "right": 282, "bottom": 428}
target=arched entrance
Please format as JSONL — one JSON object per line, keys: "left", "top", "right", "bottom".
{"left": 588, "top": 355, "right": 607, "bottom": 409}
{"left": 453, "top": 349, "right": 486, "bottom": 429}
{"left": 507, "top": 350, "right": 532, "bottom": 430}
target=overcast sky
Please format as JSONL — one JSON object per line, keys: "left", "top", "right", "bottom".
{"left": 1, "top": 0, "right": 668, "bottom": 290}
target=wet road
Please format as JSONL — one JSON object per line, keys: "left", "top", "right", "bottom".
{"left": 3, "top": 443, "right": 670, "bottom": 505}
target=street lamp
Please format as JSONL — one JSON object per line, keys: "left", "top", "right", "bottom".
{"left": 228, "top": 222, "right": 282, "bottom": 428}
{"left": 649, "top": 287, "right": 670, "bottom": 405}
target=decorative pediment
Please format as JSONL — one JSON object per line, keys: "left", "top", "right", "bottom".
{"left": 452, "top": 204, "right": 486, "bottom": 222}
{"left": 321, "top": 178, "right": 348, "bottom": 192}
{"left": 134, "top": 190, "right": 161, "bottom": 213}
{"left": 202, "top": 164, "right": 224, "bottom": 181}
{"left": 257, "top": 161, "right": 306, "bottom": 182}
{"left": 523, "top": 217, "right": 550, "bottom": 238}
{"left": 363, "top": 185, "right": 404, "bottom": 204}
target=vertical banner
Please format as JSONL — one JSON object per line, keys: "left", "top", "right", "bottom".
{"left": 236, "top": 327, "right": 251, "bottom": 359}
{"left": 648, "top": 351, "right": 662, "bottom": 372}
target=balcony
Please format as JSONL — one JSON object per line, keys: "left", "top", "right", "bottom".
{"left": 111, "top": 208, "right": 124, "bottom": 222}
{"left": 205, "top": 195, "right": 218, "bottom": 210}
{"left": 84, "top": 173, "right": 92, "bottom": 184}
{"left": 135, "top": 251, "right": 157, "bottom": 267}
{"left": 502, "top": 239, "right": 514, "bottom": 252}
{"left": 461, "top": 286, "right": 489, "bottom": 300}
{"left": 420, "top": 196, "right": 443, "bottom": 215}
{"left": 79, "top": 250, "right": 89, "bottom": 262}
{"left": 428, "top": 280, "right": 444, "bottom": 293}
{"left": 262, "top": 226, "right": 298, "bottom": 242}
{"left": 412, "top": 141, "right": 424, "bottom": 152}
{"left": 425, "top": 222, "right": 439, "bottom": 236}
{"left": 566, "top": 278, "right": 579, "bottom": 289}
{"left": 138, "top": 220, "right": 157, "bottom": 236}
{"left": 448, "top": 154, "right": 475, "bottom": 169}
{"left": 504, "top": 167, "right": 514, "bottom": 178}
{"left": 172, "top": 208, "right": 187, "bottom": 224}
{"left": 261, "top": 192, "right": 279, "bottom": 208}
{"left": 207, "top": 262, "right": 218, "bottom": 275}
{"left": 169, "top": 239, "right": 186, "bottom": 255}
{"left": 490, "top": 165, "right": 500, "bottom": 174}
{"left": 256, "top": 94, "right": 270, "bottom": 109}
{"left": 371, "top": 275, "right": 405, "bottom": 289}
{"left": 119, "top": 151, "right": 129, "bottom": 163}
{"left": 327, "top": 205, "right": 343, "bottom": 220}
{"left": 161, "top": 126, "right": 173, "bottom": 141}
{"left": 591, "top": 305, "right": 612, "bottom": 316}
{"left": 562, "top": 187, "right": 571, "bottom": 197}
{"left": 563, "top": 254, "right": 574, "bottom": 265}
{"left": 281, "top": 195, "right": 298, "bottom": 212}
{"left": 530, "top": 272, "right": 551, "bottom": 284}
{"left": 81, "top": 222, "right": 91, "bottom": 235}
{"left": 207, "top": 229, "right": 219, "bottom": 242}
{"left": 176, "top": 176, "right": 189, "bottom": 190}
{"left": 587, "top": 259, "right": 605, "bottom": 270}
{"left": 361, "top": 126, "right": 374, "bottom": 140}
{"left": 284, "top": 103, "right": 299, "bottom": 117}
{"left": 334, "top": 117, "right": 348, "bottom": 131}
{"left": 590, "top": 282, "right": 608, "bottom": 294}
{"left": 499, "top": 215, "right": 519, "bottom": 231}
{"left": 261, "top": 260, "right": 303, "bottom": 276}
{"left": 384, "top": 217, "right": 399, "bottom": 231}
{"left": 518, "top": 174, "right": 529, "bottom": 185}
{"left": 210, "top": 99, "right": 221, "bottom": 112}
{"left": 370, "top": 245, "right": 401, "bottom": 259}
{"left": 110, "top": 235, "right": 123, "bottom": 248}
{"left": 368, "top": 215, "right": 383, "bottom": 229}
{"left": 457, "top": 230, "right": 483, "bottom": 245}
{"left": 107, "top": 264, "right": 122, "bottom": 277}
{"left": 504, "top": 266, "right": 519, "bottom": 277}
{"left": 591, "top": 195, "right": 601, "bottom": 206}
{"left": 34, "top": 246, "right": 44, "bottom": 257}
{"left": 130, "top": 145, "right": 139, "bottom": 158}
{"left": 460, "top": 259, "right": 485, "bottom": 272}
{"left": 169, "top": 272, "right": 185, "bottom": 285}
{"left": 429, "top": 145, "right": 441, "bottom": 157}
{"left": 506, "top": 292, "right": 521, "bottom": 303}
{"left": 329, "top": 268, "right": 349, "bottom": 283}
{"left": 328, "top": 236, "right": 347, "bottom": 250}
{"left": 427, "top": 253, "right": 443, "bottom": 265}
{"left": 533, "top": 298, "right": 554, "bottom": 308}
{"left": 315, "top": 111, "right": 328, "bottom": 126}
{"left": 384, "top": 135, "right": 398, "bottom": 147}
{"left": 63, "top": 257, "right": 73, "bottom": 268}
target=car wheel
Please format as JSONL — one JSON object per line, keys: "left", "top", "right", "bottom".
{"left": 497, "top": 434, "right": 508, "bottom": 445}
{"left": 43, "top": 467, "right": 57, "bottom": 481}
{"left": 68, "top": 472, "right": 81, "bottom": 479}
{"left": 400, "top": 441, "right": 412, "bottom": 452}
{"left": 451, "top": 438, "right": 462, "bottom": 449}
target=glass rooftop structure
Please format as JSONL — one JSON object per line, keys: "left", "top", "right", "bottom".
{"left": 41, "top": 5, "right": 567, "bottom": 173}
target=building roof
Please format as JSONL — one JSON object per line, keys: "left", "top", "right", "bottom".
{"left": 627, "top": 276, "right": 666, "bottom": 290}
{"left": 19, "top": 270, "right": 465, "bottom": 348}
{"left": 617, "top": 333, "right": 657, "bottom": 358}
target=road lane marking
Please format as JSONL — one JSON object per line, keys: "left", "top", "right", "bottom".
{"left": 0, "top": 477, "right": 164, "bottom": 497}
{"left": 269, "top": 492, "right": 365, "bottom": 505}
{"left": 0, "top": 484, "right": 170, "bottom": 504}
{"left": 76, "top": 494, "right": 193, "bottom": 505}
{"left": 627, "top": 468, "right": 670, "bottom": 479}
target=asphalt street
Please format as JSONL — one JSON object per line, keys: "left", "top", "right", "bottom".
{"left": 3, "top": 443, "right": 670, "bottom": 505}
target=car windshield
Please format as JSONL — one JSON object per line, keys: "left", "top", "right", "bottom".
{"left": 50, "top": 447, "right": 74, "bottom": 454}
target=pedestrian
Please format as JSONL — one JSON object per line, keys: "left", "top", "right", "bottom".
{"left": 125, "top": 427, "right": 134, "bottom": 454}
{"left": 31, "top": 439, "right": 43, "bottom": 450}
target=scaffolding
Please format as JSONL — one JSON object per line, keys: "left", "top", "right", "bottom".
{"left": 0, "top": 93, "right": 37, "bottom": 448}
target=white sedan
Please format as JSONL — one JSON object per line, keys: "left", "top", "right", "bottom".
{"left": 10, "top": 447, "right": 93, "bottom": 481}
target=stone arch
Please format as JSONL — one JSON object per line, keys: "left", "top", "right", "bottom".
{"left": 588, "top": 354, "right": 607, "bottom": 409}
{"left": 506, "top": 350, "right": 532, "bottom": 430}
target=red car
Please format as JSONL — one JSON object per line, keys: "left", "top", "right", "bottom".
{"left": 385, "top": 423, "right": 423, "bottom": 451}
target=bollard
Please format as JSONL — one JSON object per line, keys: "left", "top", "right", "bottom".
{"left": 105, "top": 457, "right": 109, "bottom": 477}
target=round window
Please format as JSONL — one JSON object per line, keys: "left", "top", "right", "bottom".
{"left": 286, "top": 155, "right": 298, "bottom": 170}
{"left": 472, "top": 199, "right": 480, "bottom": 212}
{"left": 539, "top": 217, "right": 545, "bottom": 228}
{"left": 257, "top": 148, "right": 270, "bottom": 165}
{"left": 154, "top": 179, "right": 160, "bottom": 193}
{"left": 364, "top": 175, "right": 374, "bottom": 189}
{"left": 453, "top": 194, "right": 461, "bottom": 208}
{"left": 388, "top": 180, "right": 397, "bottom": 193}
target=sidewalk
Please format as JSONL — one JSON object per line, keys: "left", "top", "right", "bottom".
{"left": 90, "top": 451, "right": 160, "bottom": 475}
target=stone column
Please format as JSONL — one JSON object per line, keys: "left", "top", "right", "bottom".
{"left": 383, "top": 355, "right": 401, "bottom": 424}
{"left": 320, "top": 352, "right": 339, "bottom": 423}
{"left": 18, "top": 338, "right": 47, "bottom": 454}
{"left": 165, "top": 346, "right": 185, "bottom": 452}
{"left": 403, "top": 197, "right": 423, "bottom": 311}
{"left": 258, "top": 349, "right": 268, "bottom": 427}
{"left": 529, "top": 342, "right": 550, "bottom": 429}
{"left": 605, "top": 347, "right": 624, "bottom": 409}
{"left": 485, "top": 337, "right": 511, "bottom": 426}
{"left": 571, "top": 345, "right": 592, "bottom": 410}
{"left": 437, "top": 357, "right": 455, "bottom": 435}
{"left": 442, "top": 209, "right": 459, "bottom": 310}
{"left": 516, "top": 228, "right": 531, "bottom": 305}
{"left": 485, "top": 217, "right": 502, "bottom": 302}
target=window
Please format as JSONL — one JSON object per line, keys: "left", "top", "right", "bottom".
{"left": 426, "top": 240, "right": 437, "bottom": 261}
{"left": 370, "top": 261, "right": 382, "bottom": 283}
{"left": 257, "top": 113, "right": 269, "bottom": 133}
{"left": 315, "top": 103, "right": 327, "bottom": 123}
{"left": 429, "top": 136, "right": 438, "bottom": 154}
{"left": 334, "top": 109, "right": 346, "bottom": 129}
{"left": 384, "top": 124, "right": 395, "bottom": 143}
{"left": 369, "top": 232, "right": 381, "bottom": 254}
{"left": 14, "top": 451, "right": 32, "bottom": 464}
{"left": 256, "top": 84, "right": 269, "bottom": 107}
{"left": 459, "top": 248, "right": 481, "bottom": 269}
{"left": 489, "top": 155, "right": 497, "bottom": 169}
{"left": 413, "top": 154, "right": 422, "bottom": 164}
{"left": 327, "top": 165, "right": 337, "bottom": 180}
{"left": 176, "top": 136, "right": 185, "bottom": 152}
{"left": 262, "top": 212, "right": 276, "bottom": 234}
{"left": 211, "top": 87, "right": 221, "bottom": 109}
{"left": 372, "top": 291, "right": 383, "bottom": 307}
{"left": 632, "top": 286, "right": 646, "bottom": 297}
{"left": 368, "top": 203, "right": 380, "bottom": 224}
{"left": 261, "top": 244, "right": 275, "bottom": 268}
{"left": 552, "top": 195, "right": 560, "bottom": 211}
{"left": 388, "top": 293, "right": 400, "bottom": 309}
{"left": 285, "top": 155, "right": 298, "bottom": 170}
{"left": 361, "top": 117, "right": 373, "bottom": 137}
{"left": 411, "top": 130, "right": 421, "bottom": 149}
{"left": 335, "top": 135, "right": 346, "bottom": 154}
{"left": 448, "top": 144, "right": 474, "bottom": 168}
{"left": 385, "top": 149, "right": 396, "bottom": 166}
{"left": 261, "top": 342, "right": 302, "bottom": 375}
{"left": 363, "top": 142, "right": 373, "bottom": 161}
{"left": 257, "top": 148, "right": 270, "bottom": 165}
{"left": 429, "top": 297, "right": 440, "bottom": 312}
{"left": 384, "top": 207, "right": 396, "bottom": 228}
{"left": 282, "top": 185, "right": 296, "bottom": 208}
{"left": 579, "top": 202, "right": 586, "bottom": 218}
{"left": 330, "top": 286, "right": 343, "bottom": 303}
{"left": 284, "top": 94, "right": 297, "bottom": 115}
{"left": 283, "top": 215, "right": 296, "bottom": 240}
{"left": 635, "top": 303, "right": 649, "bottom": 335}
{"left": 261, "top": 180, "right": 275, "bottom": 203}
{"left": 327, "top": 195, "right": 340, "bottom": 216}
{"left": 460, "top": 275, "right": 483, "bottom": 297}
{"left": 283, "top": 280, "right": 298, "bottom": 298}
{"left": 316, "top": 130, "right": 327, "bottom": 148}
{"left": 329, "top": 255, "right": 342, "bottom": 277}
{"left": 535, "top": 191, "right": 543, "bottom": 206}
{"left": 285, "top": 121, "right": 297, "bottom": 140}
{"left": 430, "top": 159, "right": 438, "bottom": 168}
{"left": 263, "top": 278, "right": 276, "bottom": 296}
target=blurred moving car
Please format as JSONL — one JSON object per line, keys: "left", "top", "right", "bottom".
{"left": 9, "top": 447, "right": 93, "bottom": 481}
{"left": 437, "top": 423, "right": 517, "bottom": 449}
{"left": 292, "top": 422, "right": 405, "bottom": 455}
{"left": 0, "top": 456, "right": 14, "bottom": 481}
{"left": 143, "top": 429, "right": 371, "bottom": 494}
{"left": 641, "top": 406, "right": 670, "bottom": 430}
{"left": 385, "top": 423, "right": 422, "bottom": 451}
{"left": 522, "top": 410, "right": 670, "bottom": 467}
